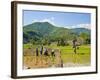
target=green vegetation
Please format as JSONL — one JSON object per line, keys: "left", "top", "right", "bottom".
{"left": 23, "top": 22, "right": 91, "bottom": 68}
{"left": 23, "top": 22, "right": 90, "bottom": 45}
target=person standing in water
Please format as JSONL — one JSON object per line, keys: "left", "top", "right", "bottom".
{"left": 44, "top": 48, "right": 49, "bottom": 64}
{"left": 40, "top": 45, "right": 43, "bottom": 64}
{"left": 40, "top": 45, "right": 43, "bottom": 55}
{"left": 36, "top": 48, "right": 39, "bottom": 56}
{"left": 35, "top": 47, "right": 39, "bottom": 65}
{"left": 72, "top": 38, "right": 77, "bottom": 54}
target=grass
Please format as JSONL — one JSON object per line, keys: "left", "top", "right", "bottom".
{"left": 23, "top": 44, "right": 90, "bottom": 68}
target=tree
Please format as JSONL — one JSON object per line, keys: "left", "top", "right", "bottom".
{"left": 79, "top": 32, "right": 90, "bottom": 44}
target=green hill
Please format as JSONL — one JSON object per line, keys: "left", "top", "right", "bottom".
{"left": 23, "top": 22, "right": 90, "bottom": 45}
{"left": 70, "top": 28, "right": 90, "bottom": 35}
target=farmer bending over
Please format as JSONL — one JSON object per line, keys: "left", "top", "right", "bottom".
{"left": 51, "top": 49, "right": 55, "bottom": 57}
{"left": 44, "top": 48, "right": 49, "bottom": 56}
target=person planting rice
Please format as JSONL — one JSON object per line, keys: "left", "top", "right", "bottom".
{"left": 44, "top": 48, "right": 49, "bottom": 56}
{"left": 44, "top": 48, "right": 49, "bottom": 64}
{"left": 51, "top": 49, "right": 55, "bottom": 64}
{"left": 35, "top": 47, "right": 39, "bottom": 65}
{"left": 40, "top": 45, "right": 43, "bottom": 55}
{"left": 40, "top": 45, "right": 43, "bottom": 64}
{"left": 72, "top": 39, "right": 77, "bottom": 54}
{"left": 36, "top": 48, "right": 39, "bottom": 56}
{"left": 51, "top": 49, "right": 55, "bottom": 57}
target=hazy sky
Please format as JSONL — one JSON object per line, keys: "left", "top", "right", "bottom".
{"left": 23, "top": 10, "right": 91, "bottom": 29}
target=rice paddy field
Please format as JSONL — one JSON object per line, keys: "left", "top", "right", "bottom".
{"left": 23, "top": 44, "right": 90, "bottom": 69}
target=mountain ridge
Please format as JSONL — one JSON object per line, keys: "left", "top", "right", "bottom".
{"left": 23, "top": 22, "right": 90, "bottom": 44}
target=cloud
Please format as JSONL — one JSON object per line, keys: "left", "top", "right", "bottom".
{"left": 77, "top": 24, "right": 91, "bottom": 29}
{"left": 32, "top": 18, "right": 91, "bottom": 30}
{"left": 67, "top": 24, "right": 91, "bottom": 29}
{"left": 41, "top": 18, "right": 52, "bottom": 22}
{"left": 32, "top": 17, "right": 55, "bottom": 25}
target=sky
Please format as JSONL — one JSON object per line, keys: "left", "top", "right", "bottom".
{"left": 23, "top": 10, "right": 91, "bottom": 29}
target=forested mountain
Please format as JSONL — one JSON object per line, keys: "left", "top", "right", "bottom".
{"left": 23, "top": 22, "right": 90, "bottom": 45}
